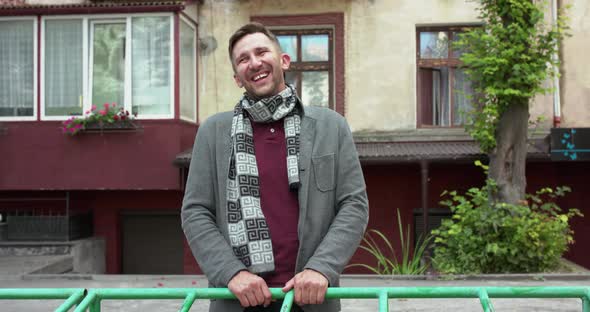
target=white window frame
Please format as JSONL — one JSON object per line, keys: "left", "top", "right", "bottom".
{"left": 40, "top": 13, "right": 174, "bottom": 121}
{"left": 0, "top": 16, "right": 38, "bottom": 122}
{"left": 179, "top": 15, "right": 197, "bottom": 123}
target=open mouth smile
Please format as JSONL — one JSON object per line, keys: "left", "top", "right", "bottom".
{"left": 252, "top": 72, "right": 269, "bottom": 82}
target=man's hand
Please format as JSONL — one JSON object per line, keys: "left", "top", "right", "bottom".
{"left": 282, "top": 269, "right": 329, "bottom": 306}
{"left": 228, "top": 271, "right": 272, "bottom": 307}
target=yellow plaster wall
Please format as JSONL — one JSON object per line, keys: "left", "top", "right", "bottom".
{"left": 561, "top": 0, "right": 590, "bottom": 127}
{"left": 196, "top": 0, "right": 481, "bottom": 131}
{"left": 346, "top": 0, "right": 480, "bottom": 131}
{"left": 196, "top": 0, "right": 585, "bottom": 131}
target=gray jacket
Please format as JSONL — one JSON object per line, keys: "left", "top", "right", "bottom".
{"left": 181, "top": 106, "right": 369, "bottom": 312}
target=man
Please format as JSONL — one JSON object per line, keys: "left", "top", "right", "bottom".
{"left": 181, "top": 22, "right": 368, "bottom": 312}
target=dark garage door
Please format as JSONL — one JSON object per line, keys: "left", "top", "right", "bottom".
{"left": 122, "top": 213, "right": 184, "bottom": 274}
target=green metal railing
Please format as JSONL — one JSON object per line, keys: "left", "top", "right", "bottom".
{"left": 1, "top": 286, "right": 589, "bottom": 312}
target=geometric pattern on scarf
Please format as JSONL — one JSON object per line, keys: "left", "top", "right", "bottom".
{"left": 227, "top": 84, "right": 301, "bottom": 273}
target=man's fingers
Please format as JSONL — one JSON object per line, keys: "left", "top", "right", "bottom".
{"left": 252, "top": 285, "right": 266, "bottom": 307}
{"left": 262, "top": 284, "right": 272, "bottom": 307}
{"left": 282, "top": 278, "right": 295, "bottom": 292}
{"left": 244, "top": 291, "right": 258, "bottom": 307}
{"left": 315, "top": 284, "right": 325, "bottom": 304}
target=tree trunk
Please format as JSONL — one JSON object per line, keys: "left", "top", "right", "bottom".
{"left": 488, "top": 102, "right": 530, "bottom": 205}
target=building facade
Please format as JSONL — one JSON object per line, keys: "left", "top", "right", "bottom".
{"left": 1, "top": 0, "right": 588, "bottom": 274}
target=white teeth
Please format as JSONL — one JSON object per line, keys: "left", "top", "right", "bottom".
{"left": 253, "top": 73, "right": 268, "bottom": 81}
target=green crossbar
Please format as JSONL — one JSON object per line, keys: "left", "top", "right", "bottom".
{"left": 1, "top": 287, "right": 590, "bottom": 311}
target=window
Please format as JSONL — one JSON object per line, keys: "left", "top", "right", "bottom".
{"left": 417, "top": 27, "right": 474, "bottom": 127}
{"left": 179, "top": 16, "right": 197, "bottom": 122}
{"left": 41, "top": 15, "right": 174, "bottom": 120}
{"left": 252, "top": 13, "right": 344, "bottom": 114}
{"left": 0, "top": 18, "right": 37, "bottom": 120}
{"left": 275, "top": 29, "right": 333, "bottom": 109}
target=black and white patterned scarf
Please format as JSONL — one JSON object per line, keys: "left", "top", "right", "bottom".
{"left": 227, "top": 85, "right": 301, "bottom": 273}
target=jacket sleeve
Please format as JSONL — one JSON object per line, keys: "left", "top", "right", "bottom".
{"left": 181, "top": 118, "right": 246, "bottom": 287}
{"left": 303, "top": 115, "right": 369, "bottom": 286}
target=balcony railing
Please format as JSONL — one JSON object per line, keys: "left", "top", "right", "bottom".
{"left": 1, "top": 286, "right": 589, "bottom": 312}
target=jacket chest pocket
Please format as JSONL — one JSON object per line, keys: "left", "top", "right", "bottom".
{"left": 312, "top": 153, "right": 335, "bottom": 192}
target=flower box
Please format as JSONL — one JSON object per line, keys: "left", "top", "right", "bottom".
{"left": 62, "top": 103, "right": 139, "bottom": 135}
{"left": 81, "top": 120, "right": 141, "bottom": 134}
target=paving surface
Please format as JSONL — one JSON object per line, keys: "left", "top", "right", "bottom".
{"left": 1, "top": 274, "right": 590, "bottom": 311}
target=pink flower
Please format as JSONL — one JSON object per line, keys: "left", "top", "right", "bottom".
{"left": 111, "top": 102, "right": 116, "bottom": 107}
{"left": 69, "top": 128, "right": 76, "bottom": 133}
{"left": 103, "top": 103, "right": 110, "bottom": 110}
{"left": 85, "top": 110, "right": 90, "bottom": 115}
{"left": 91, "top": 105, "right": 97, "bottom": 111}
{"left": 99, "top": 110, "right": 107, "bottom": 116}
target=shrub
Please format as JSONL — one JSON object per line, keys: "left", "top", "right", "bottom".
{"left": 432, "top": 161, "right": 582, "bottom": 274}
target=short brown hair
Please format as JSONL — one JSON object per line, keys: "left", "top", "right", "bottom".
{"left": 228, "top": 22, "right": 281, "bottom": 65}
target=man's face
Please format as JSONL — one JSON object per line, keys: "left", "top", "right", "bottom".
{"left": 232, "top": 32, "right": 291, "bottom": 99}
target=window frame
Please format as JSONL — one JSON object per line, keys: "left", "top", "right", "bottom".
{"left": 252, "top": 13, "right": 345, "bottom": 115}
{"left": 416, "top": 25, "right": 473, "bottom": 128}
{"left": 40, "top": 13, "right": 175, "bottom": 121}
{"left": 0, "top": 16, "right": 38, "bottom": 122}
{"left": 274, "top": 28, "right": 334, "bottom": 110}
{"left": 178, "top": 14, "right": 197, "bottom": 123}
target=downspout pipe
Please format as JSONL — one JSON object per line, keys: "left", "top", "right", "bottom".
{"left": 552, "top": 0, "right": 562, "bottom": 127}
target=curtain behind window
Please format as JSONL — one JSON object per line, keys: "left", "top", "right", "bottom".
{"left": 179, "top": 19, "right": 195, "bottom": 121}
{"left": 0, "top": 20, "right": 34, "bottom": 117}
{"left": 132, "top": 16, "right": 170, "bottom": 116}
{"left": 45, "top": 19, "right": 83, "bottom": 116}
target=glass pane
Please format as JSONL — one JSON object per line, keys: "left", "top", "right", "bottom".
{"left": 179, "top": 20, "right": 196, "bottom": 121}
{"left": 45, "top": 19, "right": 83, "bottom": 116}
{"left": 451, "top": 31, "right": 465, "bottom": 58}
{"left": 453, "top": 68, "right": 474, "bottom": 126}
{"left": 285, "top": 71, "right": 299, "bottom": 90}
{"left": 0, "top": 20, "right": 34, "bottom": 117}
{"left": 92, "top": 22, "right": 125, "bottom": 111}
{"left": 302, "top": 71, "right": 329, "bottom": 107}
{"left": 420, "top": 31, "right": 448, "bottom": 59}
{"left": 420, "top": 67, "right": 451, "bottom": 126}
{"left": 277, "top": 35, "right": 297, "bottom": 62}
{"left": 302, "top": 34, "right": 329, "bottom": 62}
{"left": 132, "top": 16, "right": 171, "bottom": 116}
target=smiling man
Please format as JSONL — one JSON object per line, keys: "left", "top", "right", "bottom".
{"left": 181, "top": 22, "right": 369, "bottom": 312}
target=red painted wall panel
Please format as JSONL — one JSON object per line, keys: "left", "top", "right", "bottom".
{"left": 0, "top": 121, "right": 196, "bottom": 190}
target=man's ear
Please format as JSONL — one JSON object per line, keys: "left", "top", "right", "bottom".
{"left": 233, "top": 74, "right": 243, "bottom": 88}
{"left": 280, "top": 53, "right": 291, "bottom": 71}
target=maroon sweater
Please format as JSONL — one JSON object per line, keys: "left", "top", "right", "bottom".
{"left": 251, "top": 120, "right": 300, "bottom": 287}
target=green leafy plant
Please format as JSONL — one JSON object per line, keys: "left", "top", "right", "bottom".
{"left": 61, "top": 103, "right": 136, "bottom": 135}
{"left": 348, "top": 209, "right": 432, "bottom": 275}
{"left": 432, "top": 161, "right": 582, "bottom": 274}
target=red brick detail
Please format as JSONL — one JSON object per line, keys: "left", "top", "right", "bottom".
{"left": 252, "top": 13, "right": 346, "bottom": 116}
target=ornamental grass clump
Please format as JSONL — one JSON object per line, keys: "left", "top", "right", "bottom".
{"left": 431, "top": 161, "right": 582, "bottom": 274}
{"left": 348, "top": 209, "right": 432, "bottom": 275}
{"left": 61, "top": 103, "right": 135, "bottom": 135}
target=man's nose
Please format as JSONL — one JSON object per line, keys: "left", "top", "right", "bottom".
{"left": 250, "top": 55, "right": 262, "bottom": 69}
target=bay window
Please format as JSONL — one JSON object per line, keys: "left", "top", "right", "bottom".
{"left": 42, "top": 14, "right": 174, "bottom": 120}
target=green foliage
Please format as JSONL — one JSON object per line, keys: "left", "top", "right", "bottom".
{"left": 348, "top": 209, "right": 432, "bottom": 275}
{"left": 432, "top": 162, "right": 582, "bottom": 274}
{"left": 455, "top": 0, "right": 569, "bottom": 152}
